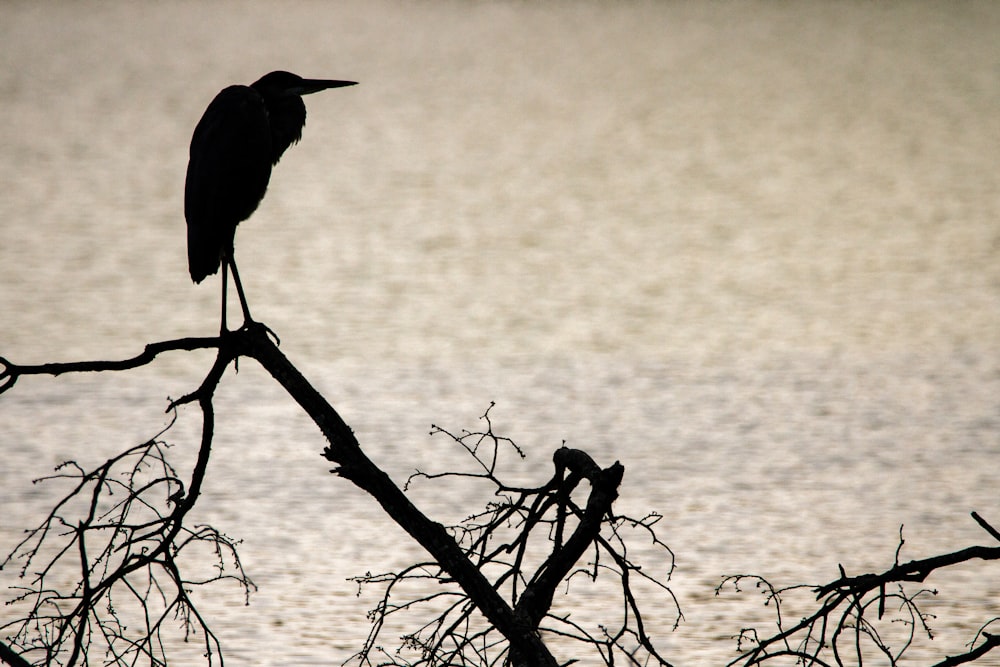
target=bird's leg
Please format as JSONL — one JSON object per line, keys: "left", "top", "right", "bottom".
{"left": 228, "top": 255, "right": 254, "bottom": 326}
{"left": 216, "top": 248, "right": 279, "bottom": 344}
{"left": 219, "top": 256, "right": 231, "bottom": 334}
{"left": 227, "top": 254, "right": 280, "bottom": 345}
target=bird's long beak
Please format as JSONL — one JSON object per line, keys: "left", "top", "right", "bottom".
{"left": 298, "top": 79, "right": 358, "bottom": 95}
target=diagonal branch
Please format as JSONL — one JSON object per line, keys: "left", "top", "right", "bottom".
{"left": 231, "top": 323, "right": 559, "bottom": 667}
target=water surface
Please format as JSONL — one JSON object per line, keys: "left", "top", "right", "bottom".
{"left": 1, "top": 2, "right": 998, "bottom": 664}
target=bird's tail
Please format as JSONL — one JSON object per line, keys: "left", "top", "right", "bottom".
{"left": 187, "top": 222, "right": 224, "bottom": 284}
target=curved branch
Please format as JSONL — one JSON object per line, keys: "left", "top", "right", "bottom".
{"left": 350, "top": 409, "right": 676, "bottom": 666}
{"left": 0, "top": 336, "right": 220, "bottom": 395}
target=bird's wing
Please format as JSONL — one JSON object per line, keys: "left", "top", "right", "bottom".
{"left": 184, "top": 85, "right": 272, "bottom": 282}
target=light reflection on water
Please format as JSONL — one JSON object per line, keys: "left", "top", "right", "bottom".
{"left": 2, "top": 1, "right": 999, "bottom": 664}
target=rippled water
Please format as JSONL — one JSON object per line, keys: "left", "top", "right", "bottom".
{"left": 2, "top": 1, "right": 999, "bottom": 664}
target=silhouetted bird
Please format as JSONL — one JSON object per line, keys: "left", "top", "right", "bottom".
{"left": 185, "top": 70, "right": 356, "bottom": 332}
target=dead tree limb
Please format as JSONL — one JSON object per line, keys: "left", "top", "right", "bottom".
{"left": 0, "top": 336, "right": 220, "bottom": 394}
{"left": 1, "top": 335, "right": 249, "bottom": 666}
{"left": 721, "top": 513, "right": 1000, "bottom": 666}
{"left": 230, "top": 323, "right": 562, "bottom": 666}
{"left": 349, "top": 406, "right": 678, "bottom": 666}
{"left": 1, "top": 324, "right": 572, "bottom": 665}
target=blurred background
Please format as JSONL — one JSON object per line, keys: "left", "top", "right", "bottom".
{"left": 1, "top": 1, "right": 998, "bottom": 664}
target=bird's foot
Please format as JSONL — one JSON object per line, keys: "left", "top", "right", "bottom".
{"left": 238, "top": 318, "right": 281, "bottom": 346}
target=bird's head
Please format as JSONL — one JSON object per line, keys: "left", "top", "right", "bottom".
{"left": 251, "top": 71, "right": 357, "bottom": 99}
{"left": 248, "top": 71, "right": 356, "bottom": 165}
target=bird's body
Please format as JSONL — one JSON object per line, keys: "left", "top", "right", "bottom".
{"left": 185, "top": 84, "right": 273, "bottom": 284}
{"left": 184, "top": 71, "right": 356, "bottom": 330}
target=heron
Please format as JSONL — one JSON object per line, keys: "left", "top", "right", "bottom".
{"left": 184, "top": 70, "right": 357, "bottom": 333}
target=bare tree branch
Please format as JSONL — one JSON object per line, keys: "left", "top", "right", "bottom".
{"left": 349, "top": 404, "right": 678, "bottom": 667}
{"left": 226, "top": 324, "right": 562, "bottom": 666}
{"left": 1, "top": 336, "right": 248, "bottom": 666}
{"left": 0, "top": 336, "right": 220, "bottom": 395}
{"left": 722, "top": 514, "right": 1000, "bottom": 666}
{"left": 5, "top": 324, "right": 997, "bottom": 667}
{"left": 929, "top": 630, "right": 1000, "bottom": 667}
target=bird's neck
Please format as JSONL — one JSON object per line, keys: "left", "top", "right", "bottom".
{"left": 264, "top": 97, "right": 307, "bottom": 165}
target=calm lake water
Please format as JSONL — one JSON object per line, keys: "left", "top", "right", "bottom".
{"left": 2, "top": 1, "right": 999, "bottom": 664}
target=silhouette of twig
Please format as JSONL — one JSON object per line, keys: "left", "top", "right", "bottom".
{"left": 1, "top": 333, "right": 249, "bottom": 666}
{"left": 0, "top": 417, "right": 253, "bottom": 666}
{"left": 347, "top": 405, "right": 679, "bottom": 667}
{"left": 720, "top": 514, "right": 1000, "bottom": 666}
{"left": 6, "top": 324, "right": 998, "bottom": 667}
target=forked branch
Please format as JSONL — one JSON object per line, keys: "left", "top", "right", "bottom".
{"left": 1, "top": 333, "right": 244, "bottom": 666}
{"left": 349, "top": 406, "right": 678, "bottom": 666}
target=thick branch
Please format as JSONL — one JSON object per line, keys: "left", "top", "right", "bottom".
{"left": 515, "top": 448, "right": 623, "bottom": 628}
{"left": 232, "top": 323, "right": 558, "bottom": 667}
{"left": 0, "top": 641, "right": 31, "bottom": 667}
